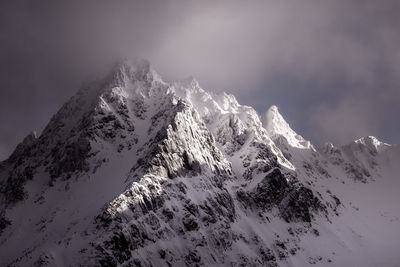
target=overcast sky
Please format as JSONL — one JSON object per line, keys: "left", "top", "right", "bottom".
{"left": 1, "top": 0, "right": 399, "bottom": 160}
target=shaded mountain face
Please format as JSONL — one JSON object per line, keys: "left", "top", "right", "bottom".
{"left": 0, "top": 59, "right": 399, "bottom": 267}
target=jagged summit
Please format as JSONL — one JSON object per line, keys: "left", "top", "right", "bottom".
{"left": 110, "top": 58, "right": 152, "bottom": 78}
{"left": 260, "top": 105, "right": 312, "bottom": 149}
{"left": 103, "top": 58, "right": 165, "bottom": 96}
{"left": 355, "top": 135, "right": 384, "bottom": 147}
{"left": 348, "top": 135, "right": 391, "bottom": 154}
{"left": 323, "top": 136, "right": 389, "bottom": 154}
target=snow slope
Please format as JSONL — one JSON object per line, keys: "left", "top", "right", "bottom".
{"left": 0, "top": 59, "right": 399, "bottom": 267}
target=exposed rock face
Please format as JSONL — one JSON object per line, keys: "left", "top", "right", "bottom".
{"left": 0, "top": 59, "right": 399, "bottom": 267}
{"left": 237, "top": 168, "right": 327, "bottom": 223}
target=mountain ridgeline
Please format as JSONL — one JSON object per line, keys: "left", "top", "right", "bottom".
{"left": 0, "top": 59, "right": 399, "bottom": 267}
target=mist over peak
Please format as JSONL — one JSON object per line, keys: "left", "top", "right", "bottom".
{"left": 1, "top": 1, "right": 400, "bottom": 160}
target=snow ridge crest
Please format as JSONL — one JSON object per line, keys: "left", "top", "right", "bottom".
{"left": 260, "top": 105, "right": 312, "bottom": 149}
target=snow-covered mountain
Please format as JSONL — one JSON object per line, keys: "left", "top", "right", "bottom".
{"left": 0, "top": 59, "right": 399, "bottom": 267}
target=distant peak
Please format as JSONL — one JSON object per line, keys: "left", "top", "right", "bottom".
{"left": 360, "top": 135, "right": 379, "bottom": 141}
{"left": 354, "top": 136, "right": 389, "bottom": 152}
{"left": 355, "top": 135, "right": 379, "bottom": 145}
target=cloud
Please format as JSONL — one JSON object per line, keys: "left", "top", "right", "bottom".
{"left": 0, "top": 0, "right": 399, "bottom": 159}
{"left": 150, "top": 1, "right": 399, "bottom": 89}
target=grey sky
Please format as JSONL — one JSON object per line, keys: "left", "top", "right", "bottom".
{"left": 1, "top": 0, "right": 399, "bottom": 160}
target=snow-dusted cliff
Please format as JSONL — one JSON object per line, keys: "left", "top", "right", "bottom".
{"left": 0, "top": 59, "right": 399, "bottom": 267}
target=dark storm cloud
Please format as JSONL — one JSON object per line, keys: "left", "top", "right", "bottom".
{"left": 0, "top": 0, "right": 399, "bottom": 159}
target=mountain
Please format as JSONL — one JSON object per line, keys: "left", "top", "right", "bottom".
{"left": 0, "top": 59, "right": 399, "bottom": 267}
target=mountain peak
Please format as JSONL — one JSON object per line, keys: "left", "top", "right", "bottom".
{"left": 2, "top": 59, "right": 400, "bottom": 267}
{"left": 261, "top": 105, "right": 286, "bottom": 130}
{"left": 105, "top": 58, "right": 163, "bottom": 89}
{"left": 260, "top": 105, "right": 312, "bottom": 149}
{"left": 113, "top": 58, "right": 150, "bottom": 74}
{"left": 354, "top": 135, "right": 389, "bottom": 152}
